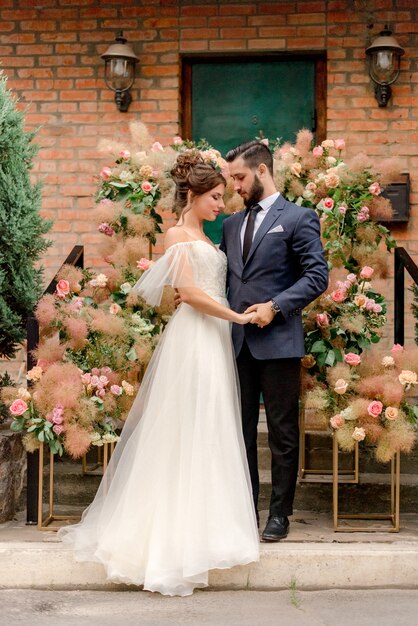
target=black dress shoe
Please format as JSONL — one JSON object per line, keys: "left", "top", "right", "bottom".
{"left": 261, "top": 516, "right": 289, "bottom": 542}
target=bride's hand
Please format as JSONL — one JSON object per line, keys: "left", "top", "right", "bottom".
{"left": 236, "top": 312, "right": 255, "bottom": 325}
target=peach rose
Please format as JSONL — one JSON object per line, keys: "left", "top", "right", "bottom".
{"left": 344, "top": 353, "right": 361, "bottom": 366}
{"left": 330, "top": 414, "right": 345, "bottom": 429}
{"left": 26, "top": 366, "right": 43, "bottom": 382}
{"left": 122, "top": 380, "right": 134, "bottom": 396}
{"left": 367, "top": 400, "right": 383, "bottom": 417}
{"left": 56, "top": 279, "right": 70, "bottom": 298}
{"left": 334, "top": 379, "right": 348, "bottom": 395}
{"left": 109, "top": 303, "right": 121, "bottom": 315}
{"left": 385, "top": 406, "right": 399, "bottom": 421}
{"left": 17, "top": 387, "right": 31, "bottom": 401}
{"left": 301, "top": 354, "right": 316, "bottom": 368}
{"left": 139, "top": 165, "right": 154, "bottom": 178}
{"left": 9, "top": 399, "right": 28, "bottom": 416}
{"left": 352, "top": 427, "right": 366, "bottom": 442}
{"left": 321, "top": 139, "right": 335, "bottom": 149}
{"left": 290, "top": 162, "right": 302, "bottom": 177}
{"left": 354, "top": 294, "right": 367, "bottom": 308}
{"left": 325, "top": 173, "right": 340, "bottom": 188}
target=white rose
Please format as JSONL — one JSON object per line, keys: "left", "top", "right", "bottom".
{"left": 341, "top": 407, "right": 356, "bottom": 421}
{"left": 382, "top": 356, "right": 395, "bottom": 368}
{"left": 398, "top": 370, "right": 417, "bottom": 388}
{"left": 334, "top": 379, "right": 348, "bottom": 395}
{"left": 120, "top": 282, "right": 132, "bottom": 294}
{"left": 352, "top": 427, "right": 366, "bottom": 442}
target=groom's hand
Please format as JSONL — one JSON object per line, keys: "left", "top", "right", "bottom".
{"left": 244, "top": 302, "right": 275, "bottom": 328}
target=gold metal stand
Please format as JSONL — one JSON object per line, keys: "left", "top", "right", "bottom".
{"left": 82, "top": 442, "right": 115, "bottom": 475}
{"left": 299, "top": 408, "right": 359, "bottom": 483}
{"left": 333, "top": 434, "right": 400, "bottom": 532}
{"left": 37, "top": 443, "right": 80, "bottom": 531}
{"left": 38, "top": 442, "right": 115, "bottom": 531}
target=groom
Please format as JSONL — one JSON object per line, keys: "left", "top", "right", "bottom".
{"left": 221, "top": 140, "right": 328, "bottom": 541}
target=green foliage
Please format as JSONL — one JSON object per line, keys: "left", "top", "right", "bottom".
{"left": 0, "top": 371, "right": 14, "bottom": 424}
{"left": 411, "top": 284, "right": 418, "bottom": 346}
{"left": 0, "top": 71, "right": 52, "bottom": 358}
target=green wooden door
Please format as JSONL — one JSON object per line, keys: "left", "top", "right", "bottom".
{"left": 187, "top": 59, "right": 317, "bottom": 242}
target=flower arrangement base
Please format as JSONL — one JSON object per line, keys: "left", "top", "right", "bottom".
{"left": 37, "top": 443, "right": 80, "bottom": 532}
{"left": 332, "top": 434, "right": 400, "bottom": 533}
{"left": 299, "top": 408, "right": 359, "bottom": 484}
{"left": 81, "top": 442, "right": 115, "bottom": 476}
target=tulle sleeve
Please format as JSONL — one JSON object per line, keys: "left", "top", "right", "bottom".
{"left": 132, "top": 242, "right": 196, "bottom": 307}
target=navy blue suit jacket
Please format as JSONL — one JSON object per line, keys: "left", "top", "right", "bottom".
{"left": 220, "top": 194, "right": 328, "bottom": 359}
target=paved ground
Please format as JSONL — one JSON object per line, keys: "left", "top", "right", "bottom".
{"left": 1, "top": 589, "right": 418, "bottom": 626}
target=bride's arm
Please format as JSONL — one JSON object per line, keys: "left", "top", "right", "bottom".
{"left": 165, "top": 228, "right": 251, "bottom": 325}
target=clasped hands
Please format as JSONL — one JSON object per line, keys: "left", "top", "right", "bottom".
{"left": 244, "top": 302, "right": 276, "bottom": 328}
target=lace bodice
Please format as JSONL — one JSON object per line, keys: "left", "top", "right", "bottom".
{"left": 183, "top": 240, "right": 227, "bottom": 300}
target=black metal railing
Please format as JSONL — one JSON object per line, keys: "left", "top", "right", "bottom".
{"left": 394, "top": 247, "right": 418, "bottom": 346}
{"left": 26, "top": 245, "right": 84, "bottom": 524}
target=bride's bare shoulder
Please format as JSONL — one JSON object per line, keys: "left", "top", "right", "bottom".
{"left": 164, "top": 226, "right": 190, "bottom": 250}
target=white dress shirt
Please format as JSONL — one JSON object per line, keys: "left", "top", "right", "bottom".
{"left": 240, "top": 191, "right": 281, "bottom": 251}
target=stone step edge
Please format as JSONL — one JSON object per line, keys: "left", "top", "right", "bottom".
{"left": 1, "top": 541, "right": 418, "bottom": 591}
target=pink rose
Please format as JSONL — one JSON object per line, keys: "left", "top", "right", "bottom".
{"left": 52, "top": 415, "right": 64, "bottom": 425}
{"left": 98, "top": 222, "right": 115, "bottom": 236}
{"left": 151, "top": 141, "right": 164, "bottom": 152}
{"left": 323, "top": 197, "right": 334, "bottom": 210}
{"left": 260, "top": 138, "right": 269, "bottom": 146}
{"left": 313, "top": 146, "right": 324, "bottom": 157}
{"left": 56, "top": 279, "right": 70, "bottom": 298}
{"left": 334, "top": 138, "right": 346, "bottom": 150}
{"left": 91, "top": 368, "right": 100, "bottom": 376}
{"left": 316, "top": 313, "right": 329, "bottom": 327}
{"left": 368, "top": 400, "right": 383, "bottom": 417}
{"left": 136, "top": 257, "right": 152, "bottom": 271}
{"left": 344, "top": 352, "right": 361, "bottom": 366}
{"left": 119, "top": 150, "right": 130, "bottom": 159}
{"left": 81, "top": 373, "right": 91, "bottom": 385}
{"left": 9, "top": 399, "right": 28, "bottom": 416}
{"left": 100, "top": 166, "right": 112, "bottom": 180}
{"left": 110, "top": 385, "right": 123, "bottom": 396}
{"left": 53, "top": 424, "right": 64, "bottom": 435}
{"left": 173, "top": 136, "right": 183, "bottom": 145}
{"left": 99, "top": 198, "right": 113, "bottom": 207}
{"left": 96, "top": 388, "right": 106, "bottom": 397}
{"left": 331, "top": 289, "right": 347, "bottom": 303}
{"left": 339, "top": 205, "right": 347, "bottom": 216}
{"left": 141, "top": 181, "right": 153, "bottom": 193}
{"left": 369, "top": 182, "right": 381, "bottom": 196}
{"left": 372, "top": 303, "right": 382, "bottom": 314}
{"left": 330, "top": 414, "right": 345, "bottom": 429}
{"left": 360, "top": 266, "right": 374, "bottom": 280}
{"left": 357, "top": 206, "right": 370, "bottom": 223}
{"left": 109, "top": 303, "right": 121, "bottom": 315}
{"left": 90, "top": 375, "right": 100, "bottom": 387}
{"left": 99, "top": 375, "right": 109, "bottom": 386}
{"left": 391, "top": 344, "right": 404, "bottom": 353}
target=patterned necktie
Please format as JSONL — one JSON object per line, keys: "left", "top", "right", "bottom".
{"left": 242, "top": 204, "right": 262, "bottom": 263}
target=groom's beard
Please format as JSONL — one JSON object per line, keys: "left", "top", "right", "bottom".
{"left": 244, "top": 175, "right": 264, "bottom": 208}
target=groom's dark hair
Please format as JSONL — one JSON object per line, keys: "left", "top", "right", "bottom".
{"left": 225, "top": 140, "right": 274, "bottom": 176}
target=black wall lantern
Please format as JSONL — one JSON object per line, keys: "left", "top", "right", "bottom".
{"left": 366, "top": 27, "right": 405, "bottom": 107}
{"left": 101, "top": 31, "right": 139, "bottom": 112}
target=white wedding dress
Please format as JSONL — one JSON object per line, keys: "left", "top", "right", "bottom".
{"left": 58, "top": 240, "right": 259, "bottom": 596}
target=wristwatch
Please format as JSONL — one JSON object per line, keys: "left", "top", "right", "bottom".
{"left": 270, "top": 300, "right": 281, "bottom": 315}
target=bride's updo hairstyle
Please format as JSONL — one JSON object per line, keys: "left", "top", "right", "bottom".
{"left": 170, "top": 151, "right": 226, "bottom": 218}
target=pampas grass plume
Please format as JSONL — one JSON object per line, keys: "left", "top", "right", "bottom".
{"left": 57, "top": 265, "right": 84, "bottom": 290}
{"left": 34, "top": 362, "right": 83, "bottom": 413}
{"left": 336, "top": 425, "right": 356, "bottom": 452}
{"left": 63, "top": 317, "right": 89, "bottom": 350}
{"left": 36, "top": 295, "right": 57, "bottom": 327}
{"left": 89, "top": 309, "right": 127, "bottom": 337}
{"left": 326, "top": 362, "right": 351, "bottom": 387}
{"left": 295, "top": 128, "right": 313, "bottom": 156}
{"left": 64, "top": 423, "right": 92, "bottom": 459}
{"left": 33, "top": 338, "right": 66, "bottom": 369}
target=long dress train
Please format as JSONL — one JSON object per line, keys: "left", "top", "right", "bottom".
{"left": 58, "top": 240, "right": 259, "bottom": 596}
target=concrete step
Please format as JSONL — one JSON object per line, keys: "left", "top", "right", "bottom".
{"left": 1, "top": 509, "right": 418, "bottom": 591}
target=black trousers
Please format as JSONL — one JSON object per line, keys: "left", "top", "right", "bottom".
{"left": 236, "top": 341, "right": 301, "bottom": 517}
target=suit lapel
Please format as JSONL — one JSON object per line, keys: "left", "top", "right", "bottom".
{"left": 244, "top": 195, "right": 286, "bottom": 267}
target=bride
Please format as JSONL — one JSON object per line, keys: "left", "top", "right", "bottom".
{"left": 58, "top": 151, "right": 260, "bottom": 596}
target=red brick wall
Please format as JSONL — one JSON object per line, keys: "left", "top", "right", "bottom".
{"left": 1, "top": 0, "right": 417, "bottom": 343}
